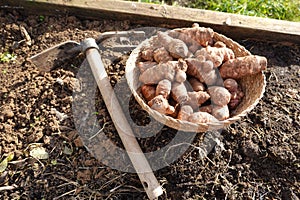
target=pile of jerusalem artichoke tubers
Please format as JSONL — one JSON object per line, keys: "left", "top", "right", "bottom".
{"left": 137, "top": 24, "right": 267, "bottom": 124}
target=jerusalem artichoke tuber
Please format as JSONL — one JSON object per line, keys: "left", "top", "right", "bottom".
{"left": 153, "top": 47, "right": 173, "bottom": 63}
{"left": 141, "top": 47, "right": 154, "bottom": 61}
{"left": 208, "top": 86, "right": 231, "bottom": 106}
{"left": 139, "top": 62, "right": 176, "bottom": 84}
{"left": 168, "top": 24, "right": 214, "bottom": 47}
{"left": 223, "top": 78, "right": 239, "bottom": 92}
{"left": 148, "top": 95, "right": 175, "bottom": 115}
{"left": 141, "top": 84, "right": 156, "bottom": 102}
{"left": 157, "top": 31, "right": 189, "bottom": 59}
{"left": 195, "top": 45, "right": 235, "bottom": 68}
{"left": 223, "top": 78, "right": 244, "bottom": 109}
{"left": 175, "top": 70, "right": 187, "bottom": 83}
{"left": 171, "top": 82, "right": 190, "bottom": 104}
{"left": 137, "top": 61, "right": 157, "bottom": 73}
{"left": 188, "top": 111, "right": 219, "bottom": 124}
{"left": 219, "top": 55, "right": 267, "bottom": 79}
{"left": 185, "top": 58, "right": 217, "bottom": 85}
{"left": 199, "top": 105, "right": 213, "bottom": 113}
{"left": 188, "top": 77, "right": 206, "bottom": 92}
{"left": 187, "top": 91, "right": 210, "bottom": 109}
{"left": 214, "top": 41, "right": 226, "bottom": 48}
{"left": 211, "top": 105, "right": 230, "bottom": 121}
{"left": 156, "top": 79, "right": 172, "bottom": 98}
{"left": 177, "top": 105, "right": 193, "bottom": 121}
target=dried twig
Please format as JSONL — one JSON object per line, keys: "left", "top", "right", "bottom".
{"left": 19, "top": 25, "right": 32, "bottom": 46}
{"left": 0, "top": 184, "right": 18, "bottom": 192}
{"left": 89, "top": 122, "right": 108, "bottom": 140}
{"left": 53, "top": 189, "right": 76, "bottom": 200}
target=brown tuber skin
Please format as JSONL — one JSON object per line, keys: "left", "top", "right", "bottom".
{"left": 199, "top": 105, "right": 213, "bottom": 113}
{"left": 188, "top": 111, "right": 219, "bottom": 124}
{"left": 187, "top": 91, "right": 210, "bottom": 110}
{"left": 157, "top": 31, "right": 189, "bottom": 59}
{"left": 137, "top": 61, "right": 157, "bottom": 73}
{"left": 148, "top": 95, "right": 175, "bottom": 115}
{"left": 141, "top": 48, "right": 154, "bottom": 61}
{"left": 153, "top": 47, "right": 173, "bottom": 63}
{"left": 223, "top": 78, "right": 238, "bottom": 92}
{"left": 195, "top": 45, "right": 235, "bottom": 68}
{"left": 220, "top": 55, "right": 267, "bottom": 79}
{"left": 211, "top": 105, "right": 230, "bottom": 120}
{"left": 156, "top": 79, "right": 172, "bottom": 98}
{"left": 139, "top": 62, "right": 176, "bottom": 84}
{"left": 141, "top": 85, "right": 156, "bottom": 102}
{"left": 224, "top": 79, "right": 244, "bottom": 109}
{"left": 168, "top": 23, "right": 214, "bottom": 47}
{"left": 185, "top": 58, "right": 217, "bottom": 86}
{"left": 208, "top": 86, "right": 231, "bottom": 106}
{"left": 188, "top": 77, "right": 206, "bottom": 92}
{"left": 171, "top": 82, "right": 190, "bottom": 104}
{"left": 214, "top": 41, "right": 226, "bottom": 48}
{"left": 175, "top": 70, "right": 187, "bottom": 83}
{"left": 177, "top": 105, "right": 193, "bottom": 121}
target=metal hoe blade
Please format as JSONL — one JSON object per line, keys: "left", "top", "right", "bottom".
{"left": 30, "top": 41, "right": 80, "bottom": 72}
{"left": 30, "top": 31, "right": 145, "bottom": 72}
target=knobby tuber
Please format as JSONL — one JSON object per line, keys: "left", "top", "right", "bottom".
{"left": 139, "top": 62, "right": 176, "bottom": 84}
{"left": 195, "top": 45, "right": 235, "bottom": 68}
{"left": 187, "top": 91, "right": 210, "bottom": 109}
{"left": 148, "top": 95, "right": 175, "bottom": 115}
{"left": 220, "top": 55, "right": 267, "bottom": 79}
{"left": 224, "top": 78, "right": 244, "bottom": 109}
{"left": 223, "top": 78, "right": 238, "bottom": 92}
{"left": 211, "top": 105, "right": 230, "bottom": 121}
{"left": 175, "top": 70, "right": 187, "bottom": 83}
{"left": 141, "top": 84, "right": 156, "bottom": 102}
{"left": 199, "top": 105, "right": 212, "bottom": 113}
{"left": 171, "top": 82, "right": 189, "bottom": 104}
{"left": 153, "top": 47, "right": 173, "bottom": 63}
{"left": 137, "top": 61, "right": 157, "bottom": 73}
{"left": 185, "top": 58, "right": 217, "bottom": 85}
{"left": 141, "top": 47, "right": 154, "bottom": 61}
{"left": 168, "top": 23, "right": 214, "bottom": 47}
{"left": 208, "top": 86, "right": 231, "bottom": 106}
{"left": 156, "top": 79, "right": 172, "bottom": 98}
{"left": 188, "top": 111, "right": 219, "bottom": 124}
{"left": 177, "top": 105, "right": 193, "bottom": 121}
{"left": 157, "top": 31, "right": 189, "bottom": 59}
{"left": 188, "top": 77, "right": 206, "bottom": 92}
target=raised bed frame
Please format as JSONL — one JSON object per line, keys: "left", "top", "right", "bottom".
{"left": 2, "top": 0, "right": 300, "bottom": 44}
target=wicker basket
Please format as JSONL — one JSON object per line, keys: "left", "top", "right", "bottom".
{"left": 125, "top": 28, "right": 266, "bottom": 133}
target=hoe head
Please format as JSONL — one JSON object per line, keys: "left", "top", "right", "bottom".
{"left": 30, "top": 41, "right": 80, "bottom": 72}
{"left": 30, "top": 31, "right": 146, "bottom": 72}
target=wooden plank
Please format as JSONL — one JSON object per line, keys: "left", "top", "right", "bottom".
{"left": 2, "top": 0, "right": 300, "bottom": 43}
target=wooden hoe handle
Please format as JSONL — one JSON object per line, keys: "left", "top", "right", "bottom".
{"left": 84, "top": 43, "right": 163, "bottom": 199}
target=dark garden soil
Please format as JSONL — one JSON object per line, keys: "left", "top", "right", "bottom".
{"left": 0, "top": 7, "right": 299, "bottom": 200}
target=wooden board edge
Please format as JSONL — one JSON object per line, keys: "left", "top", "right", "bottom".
{"left": 1, "top": 0, "right": 300, "bottom": 44}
